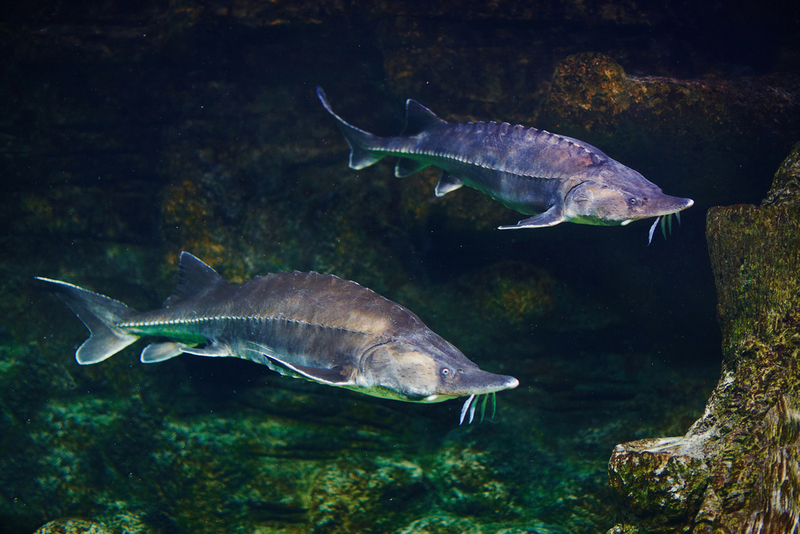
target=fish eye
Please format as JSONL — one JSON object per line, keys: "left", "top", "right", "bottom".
{"left": 441, "top": 368, "right": 451, "bottom": 376}
{"left": 627, "top": 197, "right": 638, "bottom": 206}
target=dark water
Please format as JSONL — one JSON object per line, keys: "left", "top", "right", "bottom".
{"left": 1, "top": 2, "right": 798, "bottom": 533}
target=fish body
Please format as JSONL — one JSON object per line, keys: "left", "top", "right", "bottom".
{"left": 38, "top": 252, "right": 518, "bottom": 418}
{"left": 317, "top": 87, "right": 693, "bottom": 232}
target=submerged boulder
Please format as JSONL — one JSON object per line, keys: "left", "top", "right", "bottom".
{"left": 34, "top": 518, "right": 111, "bottom": 534}
{"left": 608, "top": 142, "right": 800, "bottom": 533}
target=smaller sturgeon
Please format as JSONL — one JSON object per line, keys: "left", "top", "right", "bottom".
{"left": 38, "top": 252, "right": 518, "bottom": 423}
{"left": 317, "top": 87, "right": 693, "bottom": 242}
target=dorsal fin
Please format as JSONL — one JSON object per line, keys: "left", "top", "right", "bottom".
{"left": 401, "top": 99, "right": 447, "bottom": 136}
{"left": 163, "top": 252, "right": 226, "bottom": 308}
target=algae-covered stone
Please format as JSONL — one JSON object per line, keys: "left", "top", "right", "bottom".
{"left": 608, "top": 437, "right": 709, "bottom": 531}
{"left": 34, "top": 518, "right": 110, "bottom": 534}
{"left": 763, "top": 141, "right": 800, "bottom": 207}
{"left": 608, "top": 143, "right": 800, "bottom": 532}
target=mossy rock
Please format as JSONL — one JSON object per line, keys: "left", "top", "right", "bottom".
{"left": 34, "top": 518, "right": 110, "bottom": 534}
{"left": 608, "top": 142, "right": 800, "bottom": 532}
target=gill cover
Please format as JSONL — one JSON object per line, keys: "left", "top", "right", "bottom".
{"left": 360, "top": 342, "right": 444, "bottom": 401}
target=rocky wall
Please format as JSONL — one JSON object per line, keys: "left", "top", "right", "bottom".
{"left": 608, "top": 142, "right": 800, "bottom": 533}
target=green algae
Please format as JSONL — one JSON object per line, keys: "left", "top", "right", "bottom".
{"left": 34, "top": 518, "right": 112, "bottom": 534}
{"left": 5, "top": 329, "right": 705, "bottom": 533}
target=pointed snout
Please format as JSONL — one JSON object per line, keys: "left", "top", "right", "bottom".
{"left": 496, "top": 374, "right": 520, "bottom": 391}
{"left": 457, "top": 369, "right": 520, "bottom": 396}
{"left": 648, "top": 195, "right": 694, "bottom": 218}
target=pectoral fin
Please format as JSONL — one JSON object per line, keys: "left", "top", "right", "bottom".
{"left": 256, "top": 350, "right": 355, "bottom": 386}
{"left": 435, "top": 173, "right": 464, "bottom": 197}
{"left": 287, "top": 363, "right": 354, "bottom": 385}
{"left": 497, "top": 205, "right": 566, "bottom": 229}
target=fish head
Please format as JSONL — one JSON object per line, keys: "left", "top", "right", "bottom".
{"left": 358, "top": 340, "right": 519, "bottom": 403}
{"left": 563, "top": 167, "right": 693, "bottom": 226}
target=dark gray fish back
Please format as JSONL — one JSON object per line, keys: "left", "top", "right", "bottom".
{"left": 229, "top": 272, "right": 426, "bottom": 338}
{"left": 428, "top": 121, "right": 605, "bottom": 179}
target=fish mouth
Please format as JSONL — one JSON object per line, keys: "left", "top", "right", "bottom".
{"left": 425, "top": 373, "right": 519, "bottom": 402}
{"left": 641, "top": 197, "right": 694, "bottom": 244}
{"left": 455, "top": 373, "right": 519, "bottom": 425}
{"left": 457, "top": 375, "right": 519, "bottom": 425}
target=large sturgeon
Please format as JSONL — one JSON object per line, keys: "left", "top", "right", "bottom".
{"left": 317, "top": 87, "right": 693, "bottom": 242}
{"left": 38, "top": 252, "right": 518, "bottom": 423}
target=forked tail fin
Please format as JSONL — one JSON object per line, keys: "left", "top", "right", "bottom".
{"left": 316, "top": 86, "right": 385, "bottom": 170}
{"left": 36, "top": 277, "right": 139, "bottom": 365}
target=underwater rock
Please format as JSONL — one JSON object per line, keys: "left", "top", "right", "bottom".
{"left": 608, "top": 437, "right": 710, "bottom": 531}
{"left": 763, "top": 140, "right": 800, "bottom": 207}
{"left": 608, "top": 142, "right": 800, "bottom": 533}
{"left": 34, "top": 518, "right": 110, "bottom": 534}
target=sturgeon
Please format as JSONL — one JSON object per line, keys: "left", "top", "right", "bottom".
{"left": 317, "top": 87, "right": 693, "bottom": 241}
{"left": 38, "top": 252, "right": 518, "bottom": 423}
